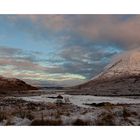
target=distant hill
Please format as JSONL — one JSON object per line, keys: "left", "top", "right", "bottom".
{"left": 40, "top": 86, "right": 64, "bottom": 90}
{"left": 0, "top": 76, "right": 37, "bottom": 91}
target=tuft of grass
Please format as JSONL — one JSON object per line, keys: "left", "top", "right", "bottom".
{"left": 0, "top": 111, "right": 7, "bottom": 122}
{"left": 96, "top": 112, "right": 115, "bottom": 126}
{"left": 31, "top": 119, "right": 63, "bottom": 126}
{"left": 72, "top": 119, "right": 91, "bottom": 126}
{"left": 26, "top": 111, "right": 35, "bottom": 120}
{"left": 123, "top": 108, "right": 131, "bottom": 118}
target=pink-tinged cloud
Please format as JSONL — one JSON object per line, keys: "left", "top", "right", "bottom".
{"left": 6, "top": 15, "right": 140, "bottom": 49}
{"left": 7, "top": 15, "right": 70, "bottom": 31}
{"left": 73, "top": 15, "right": 140, "bottom": 49}
{"left": 0, "top": 58, "right": 47, "bottom": 71}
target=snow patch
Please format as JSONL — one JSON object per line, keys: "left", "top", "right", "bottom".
{"left": 19, "top": 94, "right": 140, "bottom": 108}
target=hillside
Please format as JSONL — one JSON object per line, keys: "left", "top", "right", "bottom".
{"left": 0, "top": 76, "right": 37, "bottom": 91}
{"left": 73, "top": 49, "right": 140, "bottom": 96}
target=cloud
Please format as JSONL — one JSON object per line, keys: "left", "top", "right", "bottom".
{"left": 0, "top": 46, "right": 47, "bottom": 71}
{"left": 0, "top": 46, "right": 22, "bottom": 56}
{"left": 59, "top": 44, "right": 121, "bottom": 78}
{"left": 75, "top": 15, "right": 140, "bottom": 48}
{"left": 0, "top": 46, "right": 86, "bottom": 86}
{"left": 6, "top": 15, "right": 140, "bottom": 50}
{"left": 0, "top": 58, "right": 47, "bottom": 71}
{"left": 1, "top": 15, "right": 140, "bottom": 86}
{"left": 6, "top": 15, "right": 69, "bottom": 31}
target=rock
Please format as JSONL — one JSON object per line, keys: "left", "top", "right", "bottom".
{"left": 57, "top": 95, "right": 63, "bottom": 99}
{"left": 85, "top": 102, "right": 114, "bottom": 107}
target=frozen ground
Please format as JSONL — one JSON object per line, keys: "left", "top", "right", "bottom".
{"left": 19, "top": 94, "right": 140, "bottom": 108}
{"left": 0, "top": 95, "right": 140, "bottom": 125}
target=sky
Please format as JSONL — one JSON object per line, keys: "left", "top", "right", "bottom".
{"left": 0, "top": 15, "right": 139, "bottom": 87}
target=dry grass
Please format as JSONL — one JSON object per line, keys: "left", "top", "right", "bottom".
{"left": 31, "top": 119, "right": 62, "bottom": 126}
{"left": 0, "top": 111, "right": 7, "bottom": 122}
{"left": 0, "top": 97, "right": 140, "bottom": 126}
{"left": 96, "top": 112, "right": 115, "bottom": 126}
{"left": 72, "top": 119, "right": 91, "bottom": 126}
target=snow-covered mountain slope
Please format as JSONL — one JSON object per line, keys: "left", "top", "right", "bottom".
{"left": 0, "top": 76, "right": 37, "bottom": 91}
{"left": 92, "top": 49, "right": 140, "bottom": 80}
{"left": 73, "top": 49, "right": 140, "bottom": 96}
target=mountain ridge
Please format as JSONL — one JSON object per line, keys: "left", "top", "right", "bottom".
{"left": 73, "top": 49, "right": 140, "bottom": 96}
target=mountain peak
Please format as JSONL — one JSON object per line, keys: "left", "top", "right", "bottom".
{"left": 93, "top": 49, "right": 140, "bottom": 80}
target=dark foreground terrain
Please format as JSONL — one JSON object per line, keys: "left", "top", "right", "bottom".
{"left": 0, "top": 96, "right": 140, "bottom": 126}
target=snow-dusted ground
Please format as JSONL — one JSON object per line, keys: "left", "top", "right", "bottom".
{"left": 0, "top": 94, "right": 140, "bottom": 125}
{"left": 0, "top": 117, "right": 31, "bottom": 126}
{"left": 19, "top": 94, "right": 140, "bottom": 108}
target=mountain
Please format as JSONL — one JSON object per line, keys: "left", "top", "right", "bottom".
{"left": 0, "top": 76, "right": 37, "bottom": 91}
{"left": 74, "top": 49, "right": 140, "bottom": 96}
